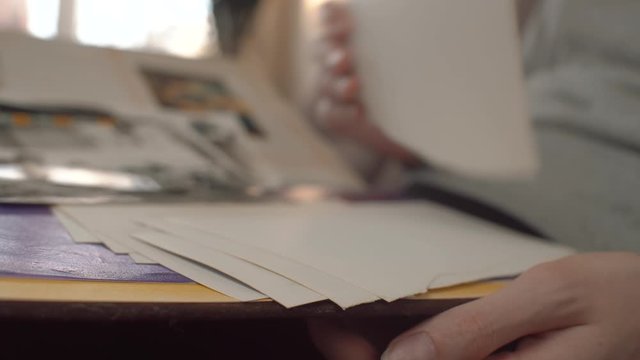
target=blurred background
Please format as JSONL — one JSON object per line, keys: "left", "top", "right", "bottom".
{"left": 0, "top": 0, "right": 261, "bottom": 58}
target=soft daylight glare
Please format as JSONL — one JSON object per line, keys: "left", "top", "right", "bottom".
{"left": 74, "top": 0, "right": 212, "bottom": 57}
{"left": 26, "top": 0, "right": 60, "bottom": 39}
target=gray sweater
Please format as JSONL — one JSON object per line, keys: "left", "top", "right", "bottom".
{"left": 419, "top": 0, "right": 640, "bottom": 252}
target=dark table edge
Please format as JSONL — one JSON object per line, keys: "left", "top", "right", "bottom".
{"left": 0, "top": 298, "right": 474, "bottom": 321}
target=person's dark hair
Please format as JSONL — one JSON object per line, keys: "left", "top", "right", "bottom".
{"left": 213, "top": 0, "right": 260, "bottom": 55}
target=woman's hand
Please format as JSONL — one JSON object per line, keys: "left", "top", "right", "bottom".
{"left": 309, "top": 252, "right": 640, "bottom": 359}
{"left": 312, "top": 1, "right": 418, "bottom": 165}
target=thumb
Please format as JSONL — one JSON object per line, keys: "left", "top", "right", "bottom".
{"left": 308, "top": 318, "right": 377, "bottom": 360}
{"left": 383, "top": 261, "right": 586, "bottom": 360}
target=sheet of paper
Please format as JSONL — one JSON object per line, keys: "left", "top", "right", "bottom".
{"left": 57, "top": 204, "right": 234, "bottom": 255}
{"left": 53, "top": 209, "right": 151, "bottom": 261}
{"left": 165, "top": 202, "right": 574, "bottom": 302}
{"left": 58, "top": 203, "right": 327, "bottom": 306}
{"left": 59, "top": 203, "right": 334, "bottom": 255}
{"left": 53, "top": 209, "right": 101, "bottom": 244}
{"left": 57, "top": 206, "right": 266, "bottom": 301}
{"left": 121, "top": 237, "right": 265, "bottom": 302}
{"left": 138, "top": 220, "right": 379, "bottom": 308}
{"left": 349, "top": 0, "right": 537, "bottom": 178}
{"left": 90, "top": 231, "right": 132, "bottom": 255}
{"left": 58, "top": 204, "right": 378, "bottom": 307}
{"left": 55, "top": 208, "right": 159, "bottom": 263}
{"left": 134, "top": 231, "right": 325, "bottom": 308}
{"left": 127, "top": 252, "right": 156, "bottom": 264}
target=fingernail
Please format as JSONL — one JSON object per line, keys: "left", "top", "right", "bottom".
{"left": 334, "top": 77, "right": 358, "bottom": 99}
{"left": 381, "top": 332, "right": 436, "bottom": 360}
{"left": 326, "top": 49, "right": 346, "bottom": 68}
{"left": 335, "top": 77, "right": 351, "bottom": 93}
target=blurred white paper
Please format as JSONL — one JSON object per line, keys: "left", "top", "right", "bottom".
{"left": 139, "top": 220, "right": 379, "bottom": 308}
{"left": 167, "top": 202, "right": 573, "bottom": 302}
{"left": 349, "top": 0, "right": 537, "bottom": 178}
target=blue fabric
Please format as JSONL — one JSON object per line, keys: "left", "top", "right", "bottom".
{"left": 0, "top": 205, "right": 190, "bottom": 283}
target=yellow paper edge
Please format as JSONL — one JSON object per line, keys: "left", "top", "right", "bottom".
{"left": 0, "top": 277, "right": 507, "bottom": 303}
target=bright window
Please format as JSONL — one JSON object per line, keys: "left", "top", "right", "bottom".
{"left": 26, "top": 0, "right": 60, "bottom": 39}
{"left": 6, "top": 0, "right": 217, "bottom": 58}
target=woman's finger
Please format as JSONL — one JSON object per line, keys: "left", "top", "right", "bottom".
{"left": 324, "top": 46, "right": 355, "bottom": 76}
{"left": 313, "top": 97, "right": 363, "bottom": 135}
{"left": 324, "top": 75, "right": 360, "bottom": 102}
{"left": 319, "top": 1, "right": 353, "bottom": 41}
{"left": 383, "top": 260, "right": 588, "bottom": 360}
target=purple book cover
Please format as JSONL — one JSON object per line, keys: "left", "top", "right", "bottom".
{"left": 0, "top": 205, "right": 189, "bottom": 283}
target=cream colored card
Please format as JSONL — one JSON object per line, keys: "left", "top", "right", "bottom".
{"left": 113, "top": 231, "right": 266, "bottom": 302}
{"left": 59, "top": 203, "right": 329, "bottom": 306}
{"left": 55, "top": 209, "right": 155, "bottom": 264}
{"left": 58, "top": 203, "right": 335, "bottom": 256}
{"left": 349, "top": 0, "right": 537, "bottom": 178}
{"left": 54, "top": 209, "right": 102, "bottom": 244}
{"left": 56, "top": 207, "right": 135, "bottom": 255}
{"left": 133, "top": 230, "right": 325, "bottom": 308}
{"left": 56, "top": 205, "right": 266, "bottom": 302}
{"left": 165, "top": 202, "right": 573, "bottom": 302}
{"left": 133, "top": 231, "right": 326, "bottom": 308}
{"left": 139, "top": 220, "right": 378, "bottom": 308}
{"left": 127, "top": 252, "right": 156, "bottom": 265}
{"left": 59, "top": 203, "right": 369, "bottom": 307}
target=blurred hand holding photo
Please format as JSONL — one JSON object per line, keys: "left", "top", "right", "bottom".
{"left": 301, "top": 0, "right": 640, "bottom": 358}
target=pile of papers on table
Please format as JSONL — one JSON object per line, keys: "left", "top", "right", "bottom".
{"left": 55, "top": 201, "right": 573, "bottom": 308}
{"left": 2, "top": 3, "right": 572, "bottom": 309}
